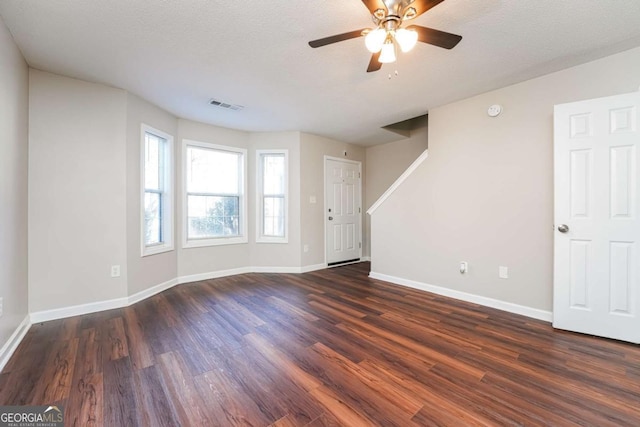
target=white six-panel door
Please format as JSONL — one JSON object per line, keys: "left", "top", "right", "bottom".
{"left": 553, "top": 91, "right": 640, "bottom": 343}
{"left": 325, "top": 158, "right": 361, "bottom": 265}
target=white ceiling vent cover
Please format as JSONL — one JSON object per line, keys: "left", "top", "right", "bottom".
{"left": 209, "top": 99, "right": 244, "bottom": 111}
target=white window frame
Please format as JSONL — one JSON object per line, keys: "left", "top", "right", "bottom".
{"left": 256, "top": 149, "right": 289, "bottom": 244}
{"left": 182, "top": 139, "right": 248, "bottom": 248}
{"left": 140, "top": 124, "right": 174, "bottom": 257}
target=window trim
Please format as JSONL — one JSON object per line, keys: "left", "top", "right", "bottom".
{"left": 182, "top": 139, "right": 248, "bottom": 248}
{"left": 140, "top": 124, "right": 174, "bottom": 257}
{"left": 256, "top": 149, "right": 289, "bottom": 244}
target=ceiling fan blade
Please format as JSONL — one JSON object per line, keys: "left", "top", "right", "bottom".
{"left": 407, "top": 0, "right": 446, "bottom": 18}
{"left": 309, "top": 29, "right": 367, "bottom": 48}
{"left": 408, "top": 25, "right": 462, "bottom": 49}
{"left": 366, "top": 52, "right": 382, "bottom": 72}
{"left": 361, "top": 0, "right": 387, "bottom": 14}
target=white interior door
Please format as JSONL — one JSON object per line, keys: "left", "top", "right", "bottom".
{"left": 325, "top": 158, "right": 361, "bottom": 265}
{"left": 553, "top": 91, "right": 640, "bottom": 343}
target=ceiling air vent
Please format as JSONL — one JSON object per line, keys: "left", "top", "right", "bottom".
{"left": 209, "top": 99, "right": 244, "bottom": 111}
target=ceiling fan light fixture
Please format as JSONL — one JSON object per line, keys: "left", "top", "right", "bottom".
{"left": 403, "top": 7, "right": 417, "bottom": 20}
{"left": 379, "top": 40, "right": 397, "bottom": 63}
{"left": 395, "top": 28, "right": 418, "bottom": 52}
{"left": 365, "top": 28, "right": 386, "bottom": 53}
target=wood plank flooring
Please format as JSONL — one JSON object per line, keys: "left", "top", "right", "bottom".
{"left": 1, "top": 262, "right": 639, "bottom": 426}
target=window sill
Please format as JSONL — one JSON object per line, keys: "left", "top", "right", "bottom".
{"left": 141, "top": 244, "right": 174, "bottom": 257}
{"left": 256, "top": 237, "right": 288, "bottom": 244}
{"left": 183, "top": 236, "right": 248, "bottom": 248}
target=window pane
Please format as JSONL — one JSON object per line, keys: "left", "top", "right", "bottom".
{"left": 145, "top": 133, "right": 164, "bottom": 191}
{"left": 187, "top": 195, "right": 239, "bottom": 238}
{"left": 263, "top": 154, "right": 285, "bottom": 195}
{"left": 144, "top": 192, "right": 162, "bottom": 245}
{"left": 186, "top": 146, "right": 240, "bottom": 194}
{"left": 263, "top": 196, "right": 285, "bottom": 237}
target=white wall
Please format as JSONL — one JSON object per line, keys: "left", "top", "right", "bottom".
{"left": 249, "top": 132, "right": 302, "bottom": 268}
{"left": 364, "top": 126, "right": 428, "bottom": 257}
{"left": 0, "top": 16, "right": 29, "bottom": 347}
{"left": 29, "top": 70, "right": 128, "bottom": 312}
{"left": 300, "top": 133, "right": 366, "bottom": 267}
{"left": 371, "top": 46, "right": 640, "bottom": 313}
{"left": 126, "top": 93, "right": 178, "bottom": 295}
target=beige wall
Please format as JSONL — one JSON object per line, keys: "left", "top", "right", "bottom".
{"left": 126, "top": 93, "right": 178, "bottom": 295}
{"left": 26, "top": 79, "right": 327, "bottom": 314}
{"left": 0, "top": 17, "right": 29, "bottom": 346}
{"left": 176, "top": 119, "right": 251, "bottom": 277}
{"left": 19, "top": 69, "right": 365, "bottom": 318}
{"left": 364, "top": 126, "right": 428, "bottom": 257}
{"left": 29, "top": 70, "right": 128, "bottom": 312}
{"left": 249, "top": 132, "right": 302, "bottom": 268}
{"left": 300, "top": 133, "right": 366, "bottom": 267}
{"left": 371, "top": 46, "right": 640, "bottom": 312}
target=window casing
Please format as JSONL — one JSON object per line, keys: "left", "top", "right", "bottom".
{"left": 141, "top": 125, "right": 174, "bottom": 256}
{"left": 256, "top": 150, "right": 288, "bottom": 243}
{"left": 183, "top": 140, "right": 247, "bottom": 247}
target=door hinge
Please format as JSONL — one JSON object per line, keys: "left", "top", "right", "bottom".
{"left": 359, "top": 207, "right": 361, "bottom": 213}
{"left": 359, "top": 242, "right": 362, "bottom": 249}
{"left": 358, "top": 172, "right": 361, "bottom": 178}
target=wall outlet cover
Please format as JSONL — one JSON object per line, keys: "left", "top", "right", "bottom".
{"left": 499, "top": 266, "right": 509, "bottom": 279}
{"left": 111, "top": 265, "right": 121, "bottom": 278}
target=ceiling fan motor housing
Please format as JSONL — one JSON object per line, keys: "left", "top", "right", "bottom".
{"left": 374, "top": 0, "right": 417, "bottom": 25}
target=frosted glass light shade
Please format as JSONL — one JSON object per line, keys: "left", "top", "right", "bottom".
{"left": 365, "top": 28, "right": 386, "bottom": 53}
{"left": 395, "top": 28, "right": 418, "bottom": 53}
{"left": 379, "top": 41, "right": 397, "bottom": 63}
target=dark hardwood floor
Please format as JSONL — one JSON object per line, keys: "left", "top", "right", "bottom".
{"left": 1, "top": 262, "right": 639, "bottom": 426}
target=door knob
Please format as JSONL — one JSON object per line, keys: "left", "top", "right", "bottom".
{"left": 557, "top": 224, "right": 569, "bottom": 233}
{"left": 328, "top": 216, "right": 333, "bottom": 221}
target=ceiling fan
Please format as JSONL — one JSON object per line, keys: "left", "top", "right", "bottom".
{"left": 308, "top": 0, "right": 462, "bottom": 72}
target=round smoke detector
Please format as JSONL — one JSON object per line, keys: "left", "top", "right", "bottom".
{"left": 487, "top": 104, "right": 502, "bottom": 117}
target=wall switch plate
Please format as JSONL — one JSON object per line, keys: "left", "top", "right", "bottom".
{"left": 499, "top": 266, "right": 509, "bottom": 279}
{"left": 303, "top": 244, "right": 309, "bottom": 253}
{"left": 309, "top": 196, "right": 316, "bottom": 204}
{"left": 459, "top": 261, "right": 468, "bottom": 274}
{"left": 111, "top": 265, "right": 121, "bottom": 278}
{"left": 0, "top": 298, "right": 3, "bottom": 317}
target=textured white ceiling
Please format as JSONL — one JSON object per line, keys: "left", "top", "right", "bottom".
{"left": 2, "top": 0, "right": 640, "bottom": 145}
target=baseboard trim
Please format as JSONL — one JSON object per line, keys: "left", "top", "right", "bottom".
{"left": 369, "top": 271, "right": 553, "bottom": 322}
{"left": 177, "top": 267, "right": 252, "bottom": 284}
{"left": 30, "top": 296, "right": 128, "bottom": 324}
{"left": 0, "top": 315, "right": 32, "bottom": 372}
{"left": 361, "top": 256, "right": 371, "bottom": 262}
{"left": 28, "top": 263, "right": 334, "bottom": 324}
{"left": 128, "top": 278, "right": 179, "bottom": 306}
{"left": 300, "top": 263, "right": 327, "bottom": 273}
{"left": 251, "top": 266, "right": 303, "bottom": 274}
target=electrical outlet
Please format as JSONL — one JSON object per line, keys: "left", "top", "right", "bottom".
{"left": 499, "top": 266, "right": 509, "bottom": 279}
{"left": 303, "top": 244, "right": 309, "bottom": 253}
{"left": 111, "top": 265, "right": 121, "bottom": 278}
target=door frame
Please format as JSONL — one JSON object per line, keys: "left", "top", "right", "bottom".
{"left": 323, "top": 156, "right": 363, "bottom": 267}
